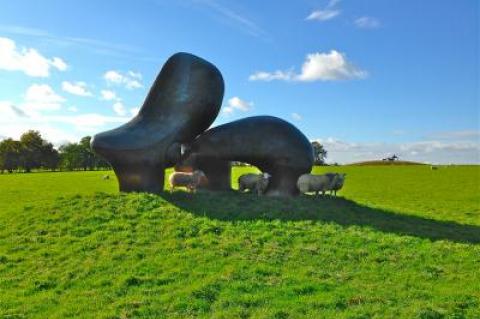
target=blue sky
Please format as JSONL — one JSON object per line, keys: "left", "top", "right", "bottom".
{"left": 0, "top": 0, "right": 478, "bottom": 163}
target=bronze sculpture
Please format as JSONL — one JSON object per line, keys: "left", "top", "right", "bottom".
{"left": 91, "top": 52, "right": 224, "bottom": 193}
{"left": 92, "top": 52, "right": 313, "bottom": 196}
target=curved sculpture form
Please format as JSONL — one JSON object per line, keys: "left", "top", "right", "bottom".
{"left": 91, "top": 52, "right": 224, "bottom": 193}
{"left": 184, "top": 116, "right": 314, "bottom": 196}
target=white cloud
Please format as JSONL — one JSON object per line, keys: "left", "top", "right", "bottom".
{"left": 306, "top": 10, "right": 340, "bottom": 21}
{"left": 130, "top": 107, "right": 140, "bottom": 116}
{"left": 306, "top": 0, "right": 341, "bottom": 22}
{"left": 291, "top": 112, "right": 302, "bottom": 121}
{"left": 249, "top": 70, "right": 294, "bottom": 81}
{"left": 104, "top": 70, "right": 142, "bottom": 89}
{"left": 100, "top": 89, "right": 118, "bottom": 101}
{"left": 62, "top": 81, "right": 92, "bottom": 97}
{"left": 51, "top": 57, "right": 68, "bottom": 71}
{"left": 426, "top": 130, "right": 480, "bottom": 140}
{"left": 222, "top": 96, "right": 253, "bottom": 115}
{"left": 113, "top": 102, "right": 126, "bottom": 116}
{"left": 23, "top": 84, "right": 65, "bottom": 113}
{"left": 128, "top": 71, "right": 142, "bottom": 79}
{"left": 68, "top": 106, "right": 78, "bottom": 112}
{"left": 313, "top": 136, "right": 480, "bottom": 164}
{"left": 355, "top": 16, "right": 380, "bottom": 29}
{"left": 249, "top": 50, "right": 367, "bottom": 82}
{"left": 0, "top": 37, "right": 67, "bottom": 77}
{"left": 0, "top": 102, "right": 129, "bottom": 144}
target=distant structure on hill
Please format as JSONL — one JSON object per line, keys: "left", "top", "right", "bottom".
{"left": 382, "top": 154, "right": 399, "bottom": 162}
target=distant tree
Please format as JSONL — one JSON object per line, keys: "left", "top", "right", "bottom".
{"left": 19, "top": 131, "right": 48, "bottom": 172}
{"left": 42, "top": 144, "right": 60, "bottom": 171}
{"left": 0, "top": 138, "right": 22, "bottom": 173}
{"left": 79, "top": 136, "right": 96, "bottom": 170}
{"left": 311, "top": 141, "right": 327, "bottom": 165}
{"left": 59, "top": 143, "right": 84, "bottom": 171}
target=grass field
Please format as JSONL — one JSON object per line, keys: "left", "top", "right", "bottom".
{"left": 0, "top": 166, "right": 479, "bottom": 318}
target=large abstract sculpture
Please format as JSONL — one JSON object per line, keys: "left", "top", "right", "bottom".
{"left": 91, "top": 53, "right": 224, "bottom": 193}
{"left": 92, "top": 52, "right": 313, "bottom": 196}
{"left": 182, "top": 116, "right": 313, "bottom": 196}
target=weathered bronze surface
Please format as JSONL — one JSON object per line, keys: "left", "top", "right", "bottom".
{"left": 184, "top": 116, "right": 313, "bottom": 196}
{"left": 91, "top": 52, "right": 224, "bottom": 193}
{"left": 92, "top": 52, "right": 313, "bottom": 196}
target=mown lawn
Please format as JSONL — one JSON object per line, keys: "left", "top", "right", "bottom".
{"left": 0, "top": 166, "right": 479, "bottom": 318}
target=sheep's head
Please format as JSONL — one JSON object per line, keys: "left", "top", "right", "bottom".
{"left": 336, "top": 173, "right": 346, "bottom": 185}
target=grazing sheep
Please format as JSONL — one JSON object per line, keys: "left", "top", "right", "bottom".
{"left": 102, "top": 175, "right": 110, "bottom": 180}
{"left": 297, "top": 173, "right": 336, "bottom": 196}
{"left": 328, "top": 173, "right": 346, "bottom": 196}
{"left": 169, "top": 170, "right": 206, "bottom": 193}
{"left": 430, "top": 165, "right": 438, "bottom": 170}
{"left": 238, "top": 173, "right": 271, "bottom": 195}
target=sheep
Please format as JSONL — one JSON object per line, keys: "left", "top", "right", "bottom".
{"left": 297, "top": 173, "right": 335, "bottom": 196}
{"left": 238, "top": 173, "right": 271, "bottom": 195}
{"left": 102, "top": 175, "right": 110, "bottom": 180}
{"left": 169, "top": 170, "right": 206, "bottom": 193}
{"left": 430, "top": 165, "right": 438, "bottom": 170}
{"left": 328, "top": 173, "right": 346, "bottom": 196}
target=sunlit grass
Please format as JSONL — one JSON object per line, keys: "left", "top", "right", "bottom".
{"left": 0, "top": 166, "right": 479, "bottom": 318}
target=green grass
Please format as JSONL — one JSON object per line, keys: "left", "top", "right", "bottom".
{"left": 0, "top": 166, "right": 479, "bottom": 318}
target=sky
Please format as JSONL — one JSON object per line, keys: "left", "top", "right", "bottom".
{"left": 0, "top": 0, "right": 478, "bottom": 164}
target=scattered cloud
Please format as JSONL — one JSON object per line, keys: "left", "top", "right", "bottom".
{"left": 62, "top": 81, "right": 92, "bottom": 97}
{"left": 104, "top": 70, "right": 143, "bottom": 89}
{"left": 355, "top": 16, "right": 380, "bottom": 29}
{"left": 306, "top": 10, "right": 340, "bottom": 21}
{"left": 249, "top": 50, "right": 367, "bottom": 82}
{"left": 0, "top": 37, "right": 67, "bottom": 77}
{"left": 313, "top": 136, "right": 480, "bottom": 164}
{"left": 291, "top": 112, "right": 302, "bottom": 121}
{"left": 112, "top": 101, "right": 127, "bottom": 116}
{"left": 0, "top": 100, "right": 129, "bottom": 144}
{"left": 51, "top": 57, "right": 68, "bottom": 71}
{"left": 67, "top": 106, "right": 78, "bottom": 112}
{"left": 193, "top": 0, "right": 268, "bottom": 38}
{"left": 222, "top": 96, "right": 253, "bottom": 115}
{"left": 100, "top": 89, "right": 118, "bottom": 101}
{"left": 23, "top": 84, "right": 65, "bottom": 113}
{"left": 249, "top": 70, "right": 294, "bottom": 81}
{"left": 0, "top": 24, "right": 146, "bottom": 59}
{"left": 426, "top": 130, "right": 480, "bottom": 140}
{"left": 130, "top": 107, "right": 140, "bottom": 116}
{"left": 306, "top": 0, "right": 341, "bottom": 22}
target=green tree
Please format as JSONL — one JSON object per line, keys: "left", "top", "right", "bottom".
{"left": 311, "top": 141, "right": 328, "bottom": 165}
{"left": 59, "top": 143, "right": 84, "bottom": 171}
{"left": 79, "top": 136, "right": 96, "bottom": 170}
{"left": 20, "top": 131, "right": 46, "bottom": 172}
{"left": 42, "top": 143, "right": 60, "bottom": 171}
{"left": 0, "top": 138, "right": 22, "bottom": 173}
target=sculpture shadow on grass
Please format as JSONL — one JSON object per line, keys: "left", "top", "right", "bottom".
{"left": 160, "top": 192, "right": 480, "bottom": 244}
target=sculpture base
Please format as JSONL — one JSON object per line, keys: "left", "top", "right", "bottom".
{"left": 113, "top": 163, "right": 165, "bottom": 194}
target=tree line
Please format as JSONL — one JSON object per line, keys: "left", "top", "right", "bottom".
{"left": 0, "top": 131, "right": 329, "bottom": 173}
{"left": 0, "top": 131, "right": 110, "bottom": 173}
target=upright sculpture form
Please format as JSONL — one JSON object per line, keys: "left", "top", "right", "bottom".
{"left": 91, "top": 53, "right": 224, "bottom": 193}
{"left": 92, "top": 52, "right": 313, "bottom": 196}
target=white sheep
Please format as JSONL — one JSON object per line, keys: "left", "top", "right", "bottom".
{"left": 297, "top": 173, "right": 337, "bottom": 196}
{"left": 328, "top": 173, "right": 346, "bottom": 196}
{"left": 238, "top": 173, "right": 271, "bottom": 195}
{"left": 169, "top": 170, "right": 206, "bottom": 193}
{"left": 102, "top": 175, "right": 110, "bottom": 180}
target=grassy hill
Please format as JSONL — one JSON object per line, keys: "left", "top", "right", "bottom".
{"left": 0, "top": 166, "right": 479, "bottom": 318}
{"left": 349, "top": 160, "right": 426, "bottom": 166}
